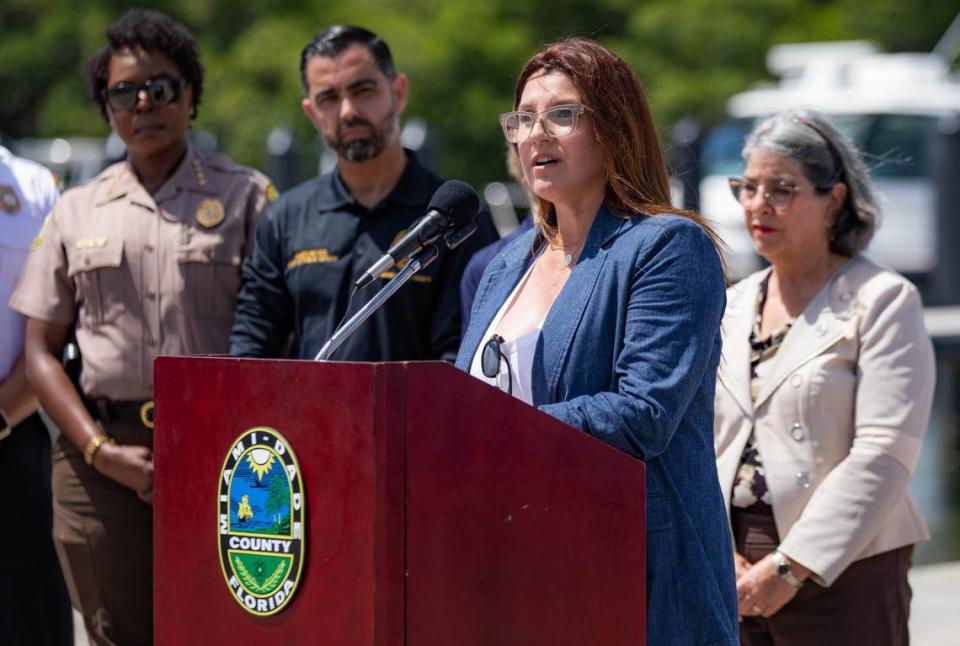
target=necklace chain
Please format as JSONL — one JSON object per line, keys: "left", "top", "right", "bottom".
{"left": 548, "top": 241, "right": 585, "bottom": 269}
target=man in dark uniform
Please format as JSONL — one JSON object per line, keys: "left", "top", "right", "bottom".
{"left": 230, "top": 25, "right": 496, "bottom": 361}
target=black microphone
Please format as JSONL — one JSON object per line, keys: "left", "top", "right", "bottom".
{"left": 355, "top": 180, "right": 480, "bottom": 288}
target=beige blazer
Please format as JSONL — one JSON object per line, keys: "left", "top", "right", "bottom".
{"left": 714, "top": 255, "right": 935, "bottom": 586}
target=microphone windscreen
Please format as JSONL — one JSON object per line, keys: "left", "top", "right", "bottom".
{"left": 428, "top": 180, "right": 480, "bottom": 228}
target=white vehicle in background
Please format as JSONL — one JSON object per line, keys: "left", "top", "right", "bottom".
{"left": 10, "top": 136, "right": 111, "bottom": 188}
{"left": 698, "top": 24, "right": 960, "bottom": 289}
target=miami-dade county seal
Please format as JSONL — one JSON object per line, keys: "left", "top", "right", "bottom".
{"left": 218, "top": 427, "right": 305, "bottom": 616}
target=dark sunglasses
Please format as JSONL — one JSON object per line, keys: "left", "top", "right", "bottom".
{"left": 481, "top": 334, "right": 512, "bottom": 396}
{"left": 102, "top": 76, "right": 186, "bottom": 112}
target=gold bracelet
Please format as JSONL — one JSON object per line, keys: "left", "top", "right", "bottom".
{"left": 83, "top": 435, "right": 115, "bottom": 467}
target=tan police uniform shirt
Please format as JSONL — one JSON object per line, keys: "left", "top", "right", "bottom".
{"left": 10, "top": 145, "right": 273, "bottom": 401}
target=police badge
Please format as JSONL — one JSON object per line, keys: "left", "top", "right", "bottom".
{"left": 196, "top": 198, "right": 225, "bottom": 228}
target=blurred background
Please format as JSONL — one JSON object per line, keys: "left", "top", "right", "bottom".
{"left": 2, "top": 0, "right": 959, "bottom": 618}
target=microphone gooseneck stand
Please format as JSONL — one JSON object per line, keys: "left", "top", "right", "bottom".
{"left": 313, "top": 244, "right": 440, "bottom": 361}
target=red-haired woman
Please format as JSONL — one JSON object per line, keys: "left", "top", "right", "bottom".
{"left": 456, "top": 38, "right": 737, "bottom": 645}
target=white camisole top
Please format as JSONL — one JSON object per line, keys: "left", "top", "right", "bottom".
{"left": 468, "top": 255, "right": 545, "bottom": 405}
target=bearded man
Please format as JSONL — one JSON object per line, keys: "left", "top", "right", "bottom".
{"left": 231, "top": 25, "right": 496, "bottom": 361}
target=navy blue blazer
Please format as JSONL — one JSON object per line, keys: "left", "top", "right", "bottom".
{"left": 456, "top": 206, "right": 738, "bottom": 646}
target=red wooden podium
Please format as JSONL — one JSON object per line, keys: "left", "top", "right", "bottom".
{"left": 154, "top": 357, "right": 645, "bottom": 645}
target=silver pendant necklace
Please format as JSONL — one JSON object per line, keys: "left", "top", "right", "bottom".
{"left": 558, "top": 243, "right": 584, "bottom": 268}
{"left": 544, "top": 237, "right": 585, "bottom": 270}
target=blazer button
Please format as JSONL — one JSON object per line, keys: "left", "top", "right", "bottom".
{"left": 790, "top": 374, "right": 803, "bottom": 388}
{"left": 791, "top": 423, "right": 805, "bottom": 441}
{"left": 796, "top": 472, "right": 811, "bottom": 488}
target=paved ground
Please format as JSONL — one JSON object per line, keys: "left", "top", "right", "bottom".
{"left": 910, "top": 561, "right": 960, "bottom": 646}
{"left": 70, "top": 560, "right": 960, "bottom": 645}
{"left": 72, "top": 610, "right": 85, "bottom": 646}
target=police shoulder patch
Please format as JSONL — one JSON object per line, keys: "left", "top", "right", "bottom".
{"left": 265, "top": 180, "right": 279, "bottom": 203}
{"left": 30, "top": 215, "right": 50, "bottom": 251}
{"left": 218, "top": 427, "right": 305, "bottom": 616}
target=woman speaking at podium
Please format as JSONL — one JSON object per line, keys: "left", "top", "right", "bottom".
{"left": 456, "top": 38, "right": 738, "bottom": 645}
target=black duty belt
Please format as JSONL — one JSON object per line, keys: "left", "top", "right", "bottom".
{"left": 93, "top": 399, "right": 155, "bottom": 430}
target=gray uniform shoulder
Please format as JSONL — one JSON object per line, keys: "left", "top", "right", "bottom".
{"left": 55, "top": 161, "right": 125, "bottom": 209}
{"left": 196, "top": 151, "right": 273, "bottom": 192}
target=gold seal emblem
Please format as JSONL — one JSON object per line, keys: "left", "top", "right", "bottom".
{"left": 196, "top": 199, "right": 225, "bottom": 228}
{"left": 218, "top": 427, "right": 306, "bottom": 616}
{"left": 0, "top": 185, "right": 21, "bottom": 214}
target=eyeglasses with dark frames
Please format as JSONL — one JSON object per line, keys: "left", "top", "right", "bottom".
{"left": 480, "top": 334, "right": 512, "bottom": 395}
{"left": 728, "top": 177, "right": 802, "bottom": 211}
{"left": 102, "top": 76, "right": 187, "bottom": 112}
{"left": 499, "top": 104, "right": 586, "bottom": 144}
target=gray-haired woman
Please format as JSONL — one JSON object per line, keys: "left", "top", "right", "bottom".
{"left": 713, "top": 109, "right": 935, "bottom": 645}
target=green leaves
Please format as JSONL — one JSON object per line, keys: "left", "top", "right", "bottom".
{"left": 1, "top": 0, "right": 955, "bottom": 188}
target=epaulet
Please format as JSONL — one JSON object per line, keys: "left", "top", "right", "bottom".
{"left": 196, "top": 152, "right": 277, "bottom": 201}
{"left": 86, "top": 161, "right": 133, "bottom": 205}
{"left": 93, "top": 160, "right": 126, "bottom": 184}
{"left": 202, "top": 153, "right": 278, "bottom": 202}
{"left": 53, "top": 160, "right": 119, "bottom": 199}
{"left": 198, "top": 151, "right": 255, "bottom": 176}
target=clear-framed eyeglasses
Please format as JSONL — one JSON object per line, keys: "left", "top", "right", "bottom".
{"left": 499, "top": 104, "right": 586, "bottom": 144}
{"left": 728, "top": 177, "right": 801, "bottom": 211}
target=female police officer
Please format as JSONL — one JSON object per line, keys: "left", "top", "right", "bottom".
{"left": 10, "top": 9, "right": 271, "bottom": 644}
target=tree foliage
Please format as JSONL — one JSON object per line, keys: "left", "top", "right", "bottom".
{"left": 264, "top": 471, "right": 288, "bottom": 521}
{"left": 1, "top": 0, "right": 956, "bottom": 188}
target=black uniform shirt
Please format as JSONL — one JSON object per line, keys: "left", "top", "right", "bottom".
{"left": 230, "top": 151, "right": 497, "bottom": 361}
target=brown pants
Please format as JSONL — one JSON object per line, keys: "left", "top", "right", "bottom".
{"left": 733, "top": 509, "right": 913, "bottom": 646}
{"left": 52, "top": 419, "right": 153, "bottom": 646}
